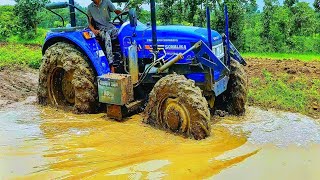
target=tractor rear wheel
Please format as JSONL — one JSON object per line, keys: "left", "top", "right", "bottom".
{"left": 144, "top": 74, "right": 211, "bottom": 140}
{"left": 38, "top": 42, "right": 98, "bottom": 113}
{"left": 216, "top": 59, "right": 248, "bottom": 115}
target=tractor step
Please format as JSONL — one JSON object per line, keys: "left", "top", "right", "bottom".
{"left": 107, "top": 100, "right": 145, "bottom": 121}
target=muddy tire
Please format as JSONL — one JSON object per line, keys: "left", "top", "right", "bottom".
{"left": 144, "top": 74, "right": 211, "bottom": 140}
{"left": 216, "top": 59, "right": 248, "bottom": 115}
{"left": 38, "top": 42, "right": 98, "bottom": 113}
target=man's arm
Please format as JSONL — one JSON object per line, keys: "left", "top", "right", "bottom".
{"left": 106, "top": 0, "right": 121, "bottom": 14}
{"left": 87, "top": 8, "right": 100, "bottom": 35}
{"left": 88, "top": 17, "right": 100, "bottom": 35}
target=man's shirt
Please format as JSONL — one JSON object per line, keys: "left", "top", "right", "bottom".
{"left": 87, "top": 0, "right": 116, "bottom": 30}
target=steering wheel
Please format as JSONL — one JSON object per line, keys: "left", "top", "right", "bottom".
{"left": 112, "top": 11, "right": 129, "bottom": 24}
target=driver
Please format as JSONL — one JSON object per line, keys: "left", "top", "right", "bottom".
{"left": 87, "top": 0, "right": 122, "bottom": 65}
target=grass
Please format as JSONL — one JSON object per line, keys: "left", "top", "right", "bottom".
{"left": 242, "top": 52, "right": 320, "bottom": 62}
{"left": 0, "top": 43, "right": 42, "bottom": 69}
{"left": 6, "top": 28, "right": 47, "bottom": 46}
{"left": 248, "top": 69, "right": 320, "bottom": 117}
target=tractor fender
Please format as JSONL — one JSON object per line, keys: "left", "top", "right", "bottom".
{"left": 42, "top": 32, "right": 111, "bottom": 76}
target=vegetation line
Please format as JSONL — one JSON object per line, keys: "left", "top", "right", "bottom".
{"left": 0, "top": 43, "right": 42, "bottom": 69}
{"left": 243, "top": 52, "right": 320, "bottom": 62}
{"left": 248, "top": 69, "right": 320, "bottom": 118}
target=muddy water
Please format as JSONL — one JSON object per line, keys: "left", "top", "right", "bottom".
{"left": 0, "top": 102, "right": 320, "bottom": 179}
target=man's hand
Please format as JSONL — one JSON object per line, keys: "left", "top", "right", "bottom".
{"left": 114, "top": 10, "right": 122, "bottom": 15}
{"left": 88, "top": 17, "right": 100, "bottom": 36}
{"left": 92, "top": 29, "right": 100, "bottom": 36}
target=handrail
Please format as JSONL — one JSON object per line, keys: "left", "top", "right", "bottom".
{"left": 47, "top": 9, "right": 65, "bottom": 27}
{"left": 45, "top": 2, "right": 68, "bottom": 10}
{"left": 45, "top": 2, "right": 90, "bottom": 28}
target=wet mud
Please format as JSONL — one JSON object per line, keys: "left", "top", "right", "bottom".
{"left": 0, "top": 102, "right": 319, "bottom": 179}
{"left": 0, "top": 60, "right": 320, "bottom": 179}
{"left": 0, "top": 67, "right": 38, "bottom": 108}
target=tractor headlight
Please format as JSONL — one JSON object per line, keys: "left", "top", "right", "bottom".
{"left": 212, "top": 43, "right": 224, "bottom": 59}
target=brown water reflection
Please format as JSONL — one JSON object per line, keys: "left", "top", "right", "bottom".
{"left": 0, "top": 104, "right": 319, "bottom": 179}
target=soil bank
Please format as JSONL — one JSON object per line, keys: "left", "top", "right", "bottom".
{"left": 0, "top": 67, "right": 38, "bottom": 108}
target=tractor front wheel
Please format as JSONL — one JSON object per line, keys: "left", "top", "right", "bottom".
{"left": 216, "top": 59, "right": 248, "bottom": 115}
{"left": 38, "top": 42, "right": 98, "bottom": 113}
{"left": 144, "top": 74, "right": 211, "bottom": 140}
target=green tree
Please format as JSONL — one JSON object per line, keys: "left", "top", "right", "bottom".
{"left": 261, "top": 0, "right": 278, "bottom": 51}
{"left": 314, "top": 0, "right": 320, "bottom": 34}
{"left": 184, "top": 0, "right": 198, "bottom": 25}
{"left": 243, "top": 12, "right": 262, "bottom": 52}
{"left": 173, "top": 0, "right": 184, "bottom": 23}
{"left": 210, "top": 0, "right": 224, "bottom": 33}
{"left": 138, "top": 9, "right": 151, "bottom": 23}
{"left": 0, "top": 6, "right": 18, "bottom": 41}
{"left": 269, "top": 6, "right": 292, "bottom": 52}
{"left": 211, "top": 0, "right": 253, "bottom": 50}
{"left": 244, "top": 0, "right": 258, "bottom": 13}
{"left": 284, "top": 0, "right": 297, "bottom": 7}
{"left": 14, "top": 0, "right": 49, "bottom": 39}
{"left": 314, "top": 0, "right": 320, "bottom": 12}
{"left": 128, "top": 0, "right": 147, "bottom": 14}
{"left": 158, "top": 0, "right": 175, "bottom": 24}
{"left": 227, "top": 0, "right": 245, "bottom": 49}
{"left": 291, "top": 2, "right": 317, "bottom": 36}
{"left": 38, "top": 2, "right": 88, "bottom": 28}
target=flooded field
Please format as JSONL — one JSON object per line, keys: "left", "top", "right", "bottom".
{"left": 0, "top": 100, "right": 320, "bottom": 179}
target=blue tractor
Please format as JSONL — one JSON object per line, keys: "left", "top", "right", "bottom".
{"left": 38, "top": 0, "right": 248, "bottom": 140}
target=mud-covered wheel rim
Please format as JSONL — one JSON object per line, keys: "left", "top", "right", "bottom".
{"left": 48, "top": 67, "right": 75, "bottom": 106}
{"left": 144, "top": 74, "right": 211, "bottom": 140}
{"left": 61, "top": 70, "right": 75, "bottom": 104}
{"left": 38, "top": 42, "right": 98, "bottom": 113}
{"left": 160, "top": 97, "right": 190, "bottom": 132}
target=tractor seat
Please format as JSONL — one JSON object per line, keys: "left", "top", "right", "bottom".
{"left": 49, "top": 26, "right": 87, "bottom": 32}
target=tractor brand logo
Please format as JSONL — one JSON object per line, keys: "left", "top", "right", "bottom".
{"left": 165, "top": 45, "right": 187, "bottom": 50}
{"left": 144, "top": 44, "right": 187, "bottom": 51}
{"left": 213, "top": 36, "right": 219, "bottom": 40}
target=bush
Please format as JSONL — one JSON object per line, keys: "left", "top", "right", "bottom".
{"left": 289, "top": 35, "right": 320, "bottom": 53}
{"left": 0, "top": 6, "right": 18, "bottom": 41}
{"left": 7, "top": 28, "right": 47, "bottom": 45}
{"left": 0, "top": 43, "right": 42, "bottom": 69}
{"left": 14, "top": 0, "right": 48, "bottom": 39}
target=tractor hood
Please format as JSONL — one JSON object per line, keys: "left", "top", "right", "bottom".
{"left": 118, "top": 21, "right": 223, "bottom": 62}
{"left": 154, "top": 25, "right": 222, "bottom": 46}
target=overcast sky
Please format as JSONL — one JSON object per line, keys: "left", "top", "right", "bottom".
{"left": 0, "top": 0, "right": 316, "bottom": 11}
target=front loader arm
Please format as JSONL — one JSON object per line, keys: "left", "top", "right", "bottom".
{"left": 194, "top": 40, "right": 230, "bottom": 96}
{"left": 154, "top": 40, "right": 230, "bottom": 96}
{"left": 195, "top": 41, "right": 230, "bottom": 77}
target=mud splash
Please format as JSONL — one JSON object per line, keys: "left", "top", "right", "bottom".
{"left": 0, "top": 104, "right": 320, "bottom": 179}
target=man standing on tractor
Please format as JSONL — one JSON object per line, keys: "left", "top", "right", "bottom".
{"left": 87, "top": 0, "right": 122, "bottom": 65}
